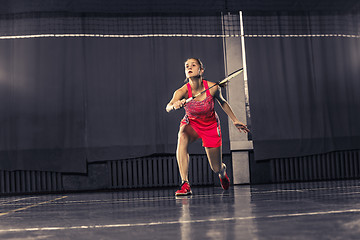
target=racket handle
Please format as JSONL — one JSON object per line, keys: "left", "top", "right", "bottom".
{"left": 185, "top": 97, "right": 193, "bottom": 103}
{"left": 168, "top": 98, "right": 191, "bottom": 112}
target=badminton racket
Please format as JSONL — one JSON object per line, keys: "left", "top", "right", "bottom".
{"left": 170, "top": 68, "right": 243, "bottom": 111}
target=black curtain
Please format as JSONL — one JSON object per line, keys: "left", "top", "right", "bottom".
{"left": 0, "top": 13, "right": 229, "bottom": 172}
{"left": 0, "top": 0, "right": 358, "bottom": 14}
{"left": 245, "top": 11, "right": 360, "bottom": 160}
{"left": 0, "top": 38, "right": 87, "bottom": 172}
{"left": 83, "top": 37, "right": 229, "bottom": 162}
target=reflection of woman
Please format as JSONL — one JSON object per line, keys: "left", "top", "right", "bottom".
{"left": 166, "top": 58, "right": 249, "bottom": 196}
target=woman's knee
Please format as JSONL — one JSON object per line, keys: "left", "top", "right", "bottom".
{"left": 177, "top": 130, "right": 190, "bottom": 144}
{"left": 178, "top": 126, "right": 198, "bottom": 144}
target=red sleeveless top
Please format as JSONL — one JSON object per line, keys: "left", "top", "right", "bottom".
{"left": 182, "top": 80, "right": 219, "bottom": 126}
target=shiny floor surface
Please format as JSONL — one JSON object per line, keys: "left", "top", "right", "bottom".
{"left": 1, "top": 180, "right": 360, "bottom": 240}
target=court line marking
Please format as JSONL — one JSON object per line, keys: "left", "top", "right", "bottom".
{"left": 250, "top": 185, "right": 360, "bottom": 194}
{"left": 58, "top": 193, "right": 226, "bottom": 203}
{"left": 0, "top": 197, "right": 40, "bottom": 205}
{"left": 1, "top": 207, "right": 360, "bottom": 233}
{"left": 4, "top": 185, "right": 358, "bottom": 206}
{"left": 0, "top": 196, "right": 68, "bottom": 217}
{"left": 27, "top": 193, "right": 231, "bottom": 205}
{"left": 2, "top": 185, "right": 357, "bottom": 207}
{"left": 0, "top": 33, "right": 359, "bottom": 40}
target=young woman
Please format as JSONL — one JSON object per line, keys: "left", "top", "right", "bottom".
{"left": 166, "top": 58, "right": 249, "bottom": 196}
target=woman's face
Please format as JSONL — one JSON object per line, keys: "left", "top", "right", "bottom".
{"left": 185, "top": 59, "right": 203, "bottom": 79}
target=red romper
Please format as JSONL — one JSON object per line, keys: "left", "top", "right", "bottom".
{"left": 180, "top": 80, "right": 222, "bottom": 148}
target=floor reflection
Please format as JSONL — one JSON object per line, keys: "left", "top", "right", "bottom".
{"left": 1, "top": 181, "right": 360, "bottom": 239}
{"left": 176, "top": 196, "right": 191, "bottom": 240}
{"left": 249, "top": 180, "right": 360, "bottom": 240}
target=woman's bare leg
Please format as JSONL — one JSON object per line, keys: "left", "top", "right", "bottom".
{"left": 176, "top": 125, "right": 199, "bottom": 182}
{"left": 205, "top": 146, "right": 230, "bottom": 190}
{"left": 205, "top": 146, "right": 223, "bottom": 174}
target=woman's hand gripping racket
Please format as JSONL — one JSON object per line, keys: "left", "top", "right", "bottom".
{"left": 169, "top": 68, "right": 244, "bottom": 112}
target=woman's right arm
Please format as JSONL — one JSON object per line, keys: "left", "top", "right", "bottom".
{"left": 166, "top": 87, "right": 187, "bottom": 112}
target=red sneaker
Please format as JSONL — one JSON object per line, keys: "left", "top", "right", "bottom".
{"left": 219, "top": 173, "right": 230, "bottom": 190}
{"left": 175, "top": 181, "right": 192, "bottom": 196}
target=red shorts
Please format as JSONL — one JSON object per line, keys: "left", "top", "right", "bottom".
{"left": 180, "top": 117, "right": 222, "bottom": 148}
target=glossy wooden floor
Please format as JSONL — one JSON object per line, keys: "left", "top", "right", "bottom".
{"left": 1, "top": 180, "right": 360, "bottom": 239}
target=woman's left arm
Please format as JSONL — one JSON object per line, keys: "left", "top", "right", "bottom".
{"left": 213, "top": 86, "right": 250, "bottom": 133}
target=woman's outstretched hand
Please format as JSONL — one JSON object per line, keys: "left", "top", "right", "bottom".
{"left": 233, "top": 121, "right": 250, "bottom": 133}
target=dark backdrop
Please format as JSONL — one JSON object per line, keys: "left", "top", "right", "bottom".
{"left": 244, "top": 11, "right": 360, "bottom": 160}
{"left": 0, "top": 0, "right": 359, "bottom": 14}
{"left": 0, "top": 2, "right": 359, "bottom": 172}
{"left": 0, "top": 36, "right": 228, "bottom": 172}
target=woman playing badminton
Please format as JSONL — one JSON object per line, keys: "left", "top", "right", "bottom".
{"left": 166, "top": 58, "right": 249, "bottom": 196}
